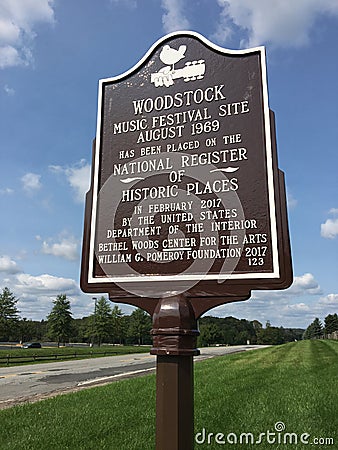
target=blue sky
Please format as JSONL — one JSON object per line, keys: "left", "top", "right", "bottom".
{"left": 0, "top": 0, "right": 337, "bottom": 328}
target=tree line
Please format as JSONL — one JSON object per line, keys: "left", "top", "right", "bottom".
{"left": 0, "top": 288, "right": 152, "bottom": 346}
{"left": 303, "top": 314, "right": 338, "bottom": 340}
{"left": 1, "top": 287, "right": 305, "bottom": 346}
{"left": 198, "top": 317, "right": 303, "bottom": 346}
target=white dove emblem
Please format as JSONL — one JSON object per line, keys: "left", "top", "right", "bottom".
{"left": 151, "top": 43, "right": 205, "bottom": 87}
{"left": 160, "top": 44, "right": 187, "bottom": 71}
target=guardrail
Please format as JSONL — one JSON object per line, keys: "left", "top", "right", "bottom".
{"left": 0, "top": 350, "right": 125, "bottom": 366}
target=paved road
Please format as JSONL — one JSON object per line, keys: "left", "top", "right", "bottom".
{"left": 0, "top": 345, "right": 267, "bottom": 409}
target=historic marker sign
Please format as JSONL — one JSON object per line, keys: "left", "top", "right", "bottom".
{"left": 81, "top": 31, "right": 293, "bottom": 450}
{"left": 81, "top": 31, "right": 292, "bottom": 301}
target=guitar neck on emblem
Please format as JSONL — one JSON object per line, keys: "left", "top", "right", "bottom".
{"left": 150, "top": 44, "right": 206, "bottom": 88}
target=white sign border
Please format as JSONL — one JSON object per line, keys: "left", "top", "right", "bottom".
{"left": 87, "top": 31, "right": 280, "bottom": 284}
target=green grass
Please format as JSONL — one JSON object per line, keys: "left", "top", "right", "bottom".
{"left": 0, "top": 345, "right": 150, "bottom": 367}
{"left": 194, "top": 340, "right": 338, "bottom": 449}
{"left": 0, "top": 340, "right": 337, "bottom": 449}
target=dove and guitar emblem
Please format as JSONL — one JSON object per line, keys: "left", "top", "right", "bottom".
{"left": 151, "top": 44, "right": 206, "bottom": 88}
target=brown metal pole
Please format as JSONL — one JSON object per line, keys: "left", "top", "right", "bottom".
{"left": 156, "top": 355, "right": 194, "bottom": 450}
{"left": 151, "top": 295, "right": 200, "bottom": 450}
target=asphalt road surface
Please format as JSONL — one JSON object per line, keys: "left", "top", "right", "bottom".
{"left": 0, "top": 345, "right": 267, "bottom": 409}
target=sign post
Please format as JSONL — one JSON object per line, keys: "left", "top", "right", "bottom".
{"left": 81, "top": 31, "right": 292, "bottom": 450}
{"left": 151, "top": 295, "right": 199, "bottom": 450}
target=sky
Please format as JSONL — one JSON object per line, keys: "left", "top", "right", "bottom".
{"left": 0, "top": 0, "right": 337, "bottom": 329}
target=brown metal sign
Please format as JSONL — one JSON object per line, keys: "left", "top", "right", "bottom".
{"left": 81, "top": 31, "right": 292, "bottom": 313}
{"left": 81, "top": 31, "right": 293, "bottom": 450}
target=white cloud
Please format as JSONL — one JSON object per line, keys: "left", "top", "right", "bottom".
{"left": 11, "top": 273, "right": 81, "bottom": 320}
{"left": 0, "top": 255, "right": 21, "bottom": 274}
{"left": 0, "top": 187, "right": 14, "bottom": 195}
{"left": 321, "top": 208, "right": 338, "bottom": 239}
{"left": 287, "top": 273, "right": 322, "bottom": 295}
{"left": 21, "top": 172, "right": 42, "bottom": 194}
{"left": 0, "top": 17, "right": 20, "bottom": 43}
{"left": 49, "top": 160, "right": 90, "bottom": 203}
{"left": 67, "top": 163, "right": 91, "bottom": 203}
{"left": 161, "top": 0, "right": 190, "bottom": 34}
{"left": 0, "top": 269, "right": 84, "bottom": 320}
{"left": 319, "top": 294, "right": 338, "bottom": 306}
{"left": 0, "top": 0, "right": 55, "bottom": 68}
{"left": 0, "top": 45, "right": 22, "bottom": 68}
{"left": 14, "top": 290, "right": 95, "bottom": 321}
{"left": 283, "top": 302, "right": 310, "bottom": 312}
{"left": 4, "top": 84, "right": 15, "bottom": 95}
{"left": 286, "top": 189, "right": 297, "bottom": 210}
{"left": 41, "top": 233, "right": 79, "bottom": 261}
{"left": 249, "top": 273, "right": 322, "bottom": 300}
{"left": 211, "top": 1, "right": 235, "bottom": 46}
{"left": 211, "top": 273, "right": 323, "bottom": 327}
{"left": 212, "top": 0, "right": 338, "bottom": 48}
{"left": 321, "top": 218, "right": 338, "bottom": 239}
{"left": 14, "top": 273, "right": 79, "bottom": 296}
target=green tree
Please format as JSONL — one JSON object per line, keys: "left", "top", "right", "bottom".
{"left": 111, "top": 305, "right": 125, "bottom": 344}
{"left": 312, "top": 318, "right": 323, "bottom": 338}
{"left": 251, "top": 320, "right": 263, "bottom": 332}
{"left": 19, "top": 318, "right": 38, "bottom": 343}
{"left": 89, "top": 296, "right": 113, "bottom": 346}
{"left": 0, "top": 287, "right": 20, "bottom": 340}
{"left": 303, "top": 318, "right": 323, "bottom": 340}
{"left": 128, "top": 308, "right": 152, "bottom": 345}
{"left": 72, "top": 316, "right": 91, "bottom": 343}
{"left": 199, "top": 323, "right": 220, "bottom": 346}
{"left": 47, "top": 294, "right": 73, "bottom": 346}
{"left": 197, "top": 316, "right": 257, "bottom": 346}
{"left": 324, "top": 313, "right": 338, "bottom": 335}
{"left": 257, "top": 326, "right": 285, "bottom": 345}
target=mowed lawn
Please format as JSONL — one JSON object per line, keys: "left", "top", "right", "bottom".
{"left": 0, "top": 340, "right": 337, "bottom": 449}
